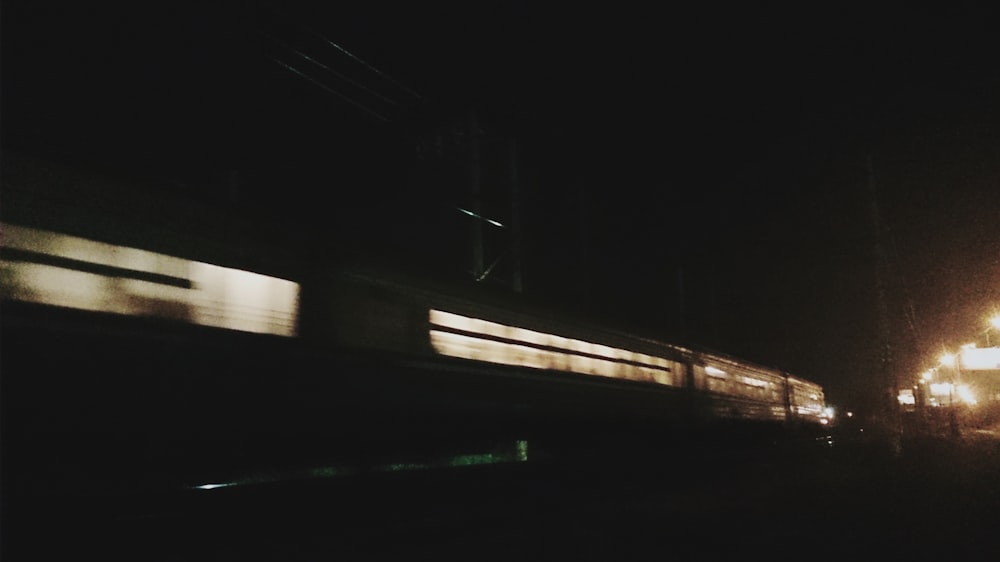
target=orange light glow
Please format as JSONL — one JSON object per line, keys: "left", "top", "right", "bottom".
{"left": 939, "top": 353, "right": 957, "bottom": 368}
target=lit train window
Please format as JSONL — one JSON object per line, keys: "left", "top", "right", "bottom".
{"left": 705, "top": 366, "right": 727, "bottom": 377}
{"left": 1, "top": 222, "right": 300, "bottom": 337}
{"left": 429, "top": 309, "right": 678, "bottom": 385}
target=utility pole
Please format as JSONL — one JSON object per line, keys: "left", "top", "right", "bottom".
{"left": 468, "top": 109, "right": 484, "bottom": 280}
{"left": 867, "top": 152, "right": 902, "bottom": 454}
{"left": 509, "top": 134, "right": 523, "bottom": 293}
{"left": 577, "top": 185, "right": 592, "bottom": 309}
{"left": 676, "top": 255, "right": 686, "bottom": 341}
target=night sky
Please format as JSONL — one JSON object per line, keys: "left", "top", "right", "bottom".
{"left": 4, "top": 1, "right": 1000, "bottom": 415}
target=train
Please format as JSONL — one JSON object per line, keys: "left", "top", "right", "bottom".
{"left": 2, "top": 219, "right": 828, "bottom": 450}
{"left": 311, "top": 264, "right": 829, "bottom": 432}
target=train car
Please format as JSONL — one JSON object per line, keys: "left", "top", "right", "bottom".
{"left": 786, "top": 374, "right": 828, "bottom": 425}
{"left": 689, "top": 351, "right": 791, "bottom": 423}
{"left": 310, "top": 265, "right": 690, "bottom": 387}
{"left": 303, "top": 264, "right": 831, "bottom": 434}
{"left": 1, "top": 219, "right": 829, "bottom": 448}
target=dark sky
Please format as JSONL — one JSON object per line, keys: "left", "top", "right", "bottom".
{"left": 3, "top": 1, "right": 1000, "bottom": 413}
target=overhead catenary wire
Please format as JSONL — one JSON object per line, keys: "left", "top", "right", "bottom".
{"left": 265, "top": 55, "right": 391, "bottom": 123}
{"left": 263, "top": 33, "right": 402, "bottom": 109}
{"left": 305, "top": 29, "right": 423, "bottom": 102}
{"left": 266, "top": 5, "right": 423, "bottom": 102}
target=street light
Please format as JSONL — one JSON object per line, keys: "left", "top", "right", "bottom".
{"left": 987, "top": 314, "right": 1000, "bottom": 346}
{"left": 937, "top": 351, "right": 964, "bottom": 408}
{"left": 940, "top": 352, "right": 957, "bottom": 368}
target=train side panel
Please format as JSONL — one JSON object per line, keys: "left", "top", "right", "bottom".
{"left": 787, "top": 376, "right": 827, "bottom": 425}
{"left": 308, "top": 268, "right": 693, "bottom": 390}
{"left": 302, "top": 270, "right": 433, "bottom": 357}
{"left": 302, "top": 268, "right": 832, "bottom": 436}
{"left": 692, "top": 354, "right": 790, "bottom": 424}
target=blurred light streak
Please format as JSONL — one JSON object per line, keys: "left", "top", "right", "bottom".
{"left": 1, "top": 222, "right": 300, "bottom": 337}
{"left": 456, "top": 207, "right": 505, "bottom": 228}
{"left": 429, "top": 309, "right": 678, "bottom": 385}
{"left": 265, "top": 55, "right": 391, "bottom": 122}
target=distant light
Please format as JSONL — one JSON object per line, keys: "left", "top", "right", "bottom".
{"left": 960, "top": 347, "right": 1000, "bottom": 371}
{"left": 940, "top": 353, "right": 957, "bottom": 368}
{"left": 930, "top": 383, "right": 954, "bottom": 398}
{"left": 705, "top": 366, "right": 727, "bottom": 377}
{"left": 991, "top": 315, "right": 1000, "bottom": 330}
{"left": 957, "top": 385, "right": 977, "bottom": 405}
{"left": 193, "top": 483, "right": 236, "bottom": 490}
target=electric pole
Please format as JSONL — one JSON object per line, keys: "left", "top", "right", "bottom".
{"left": 468, "top": 109, "right": 484, "bottom": 280}
{"left": 509, "top": 134, "right": 523, "bottom": 293}
{"left": 867, "top": 152, "right": 902, "bottom": 454}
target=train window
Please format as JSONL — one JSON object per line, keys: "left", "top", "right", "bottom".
{"left": 1, "top": 222, "right": 300, "bottom": 337}
{"left": 428, "top": 309, "right": 675, "bottom": 384}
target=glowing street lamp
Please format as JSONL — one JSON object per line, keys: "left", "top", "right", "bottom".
{"left": 987, "top": 314, "right": 1000, "bottom": 346}
{"left": 940, "top": 353, "right": 957, "bottom": 368}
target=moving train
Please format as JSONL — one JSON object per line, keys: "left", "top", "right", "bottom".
{"left": 1, "top": 220, "right": 828, "bottom": 442}
{"left": 315, "top": 265, "right": 828, "bottom": 430}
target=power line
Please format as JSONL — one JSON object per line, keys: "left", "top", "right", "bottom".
{"left": 306, "top": 30, "right": 423, "bottom": 101}
{"left": 265, "top": 55, "right": 391, "bottom": 123}
{"left": 263, "top": 33, "right": 401, "bottom": 109}
{"left": 266, "top": 5, "right": 423, "bottom": 102}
